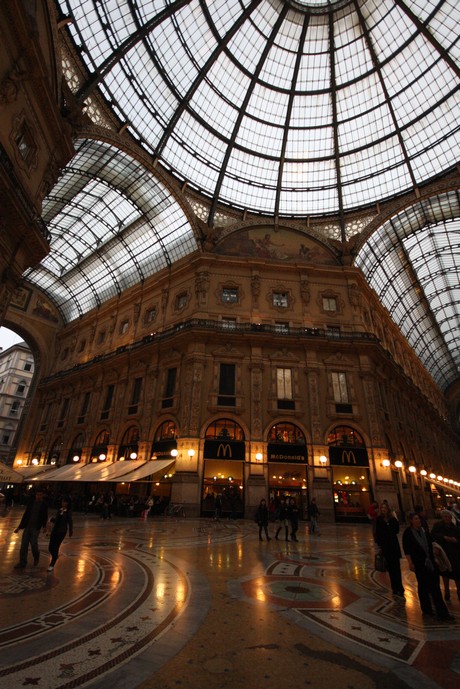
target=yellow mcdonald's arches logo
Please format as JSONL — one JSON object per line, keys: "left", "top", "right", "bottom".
{"left": 217, "top": 443, "right": 232, "bottom": 458}
{"left": 342, "top": 450, "right": 356, "bottom": 464}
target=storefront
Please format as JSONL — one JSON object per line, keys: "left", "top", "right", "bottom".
{"left": 328, "top": 426, "right": 371, "bottom": 522}
{"left": 267, "top": 422, "right": 308, "bottom": 518}
{"left": 201, "top": 419, "right": 245, "bottom": 518}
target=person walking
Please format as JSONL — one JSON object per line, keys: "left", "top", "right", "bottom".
{"left": 47, "top": 496, "right": 73, "bottom": 572}
{"left": 255, "top": 498, "right": 271, "bottom": 541}
{"left": 275, "top": 497, "right": 290, "bottom": 541}
{"left": 375, "top": 502, "right": 404, "bottom": 597}
{"left": 309, "top": 497, "right": 320, "bottom": 536}
{"left": 14, "top": 488, "right": 48, "bottom": 568}
{"left": 402, "top": 511, "right": 454, "bottom": 622}
{"left": 431, "top": 509, "right": 460, "bottom": 601}
{"left": 288, "top": 497, "right": 299, "bottom": 542}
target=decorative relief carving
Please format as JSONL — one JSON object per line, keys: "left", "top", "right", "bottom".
{"left": 307, "top": 371, "right": 322, "bottom": 443}
{"left": 195, "top": 271, "right": 210, "bottom": 307}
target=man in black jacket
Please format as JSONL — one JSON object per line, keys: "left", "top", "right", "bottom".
{"left": 14, "top": 488, "right": 48, "bottom": 568}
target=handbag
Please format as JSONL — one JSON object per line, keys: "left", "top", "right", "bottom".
{"left": 374, "top": 552, "right": 387, "bottom": 572}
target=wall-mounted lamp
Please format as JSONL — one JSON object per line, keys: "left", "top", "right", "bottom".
{"left": 187, "top": 449, "right": 195, "bottom": 458}
{"left": 420, "top": 469, "right": 427, "bottom": 476}
{"left": 319, "top": 455, "right": 327, "bottom": 465}
{"left": 437, "top": 475, "right": 443, "bottom": 481}
{"left": 130, "top": 452, "right": 137, "bottom": 460}
{"left": 72, "top": 455, "right": 80, "bottom": 462}
{"left": 408, "top": 465, "right": 416, "bottom": 473}
{"left": 255, "top": 452, "right": 263, "bottom": 462}
{"left": 99, "top": 454, "right": 106, "bottom": 461}
{"left": 171, "top": 449, "right": 178, "bottom": 458}
{"left": 429, "top": 473, "right": 436, "bottom": 479}
{"left": 32, "top": 458, "right": 39, "bottom": 465}
{"left": 394, "top": 460, "right": 403, "bottom": 469}
{"left": 382, "top": 459, "right": 391, "bottom": 468}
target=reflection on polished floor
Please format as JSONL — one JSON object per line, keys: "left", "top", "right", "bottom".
{"left": 1, "top": 508, "right": 458, "bottom": 689}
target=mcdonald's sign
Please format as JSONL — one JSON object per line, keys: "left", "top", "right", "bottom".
{"left": 204, "top": 439, "right": 245, "bottom": 461}
{"left": 329, "top": 446, "right": 369, "bottom": 467}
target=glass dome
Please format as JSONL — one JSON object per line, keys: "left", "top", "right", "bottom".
{"left": 61, "top": 0, "right": 459, "bottom": 221}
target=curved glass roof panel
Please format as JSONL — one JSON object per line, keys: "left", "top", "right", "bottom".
{"left": 24, "top": 140, "right": 197, "bottom": 323}
{"left": 355, "top": 191, "right": 460, "bottom": 391}
{"left": 61, "top": 0, "right": 459, "bottom": 219}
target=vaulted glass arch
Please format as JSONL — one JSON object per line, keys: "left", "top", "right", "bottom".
{"left": 355, "top": 191, "right": 460, "bottom": 391}
{"left": 24, "top": 140, "right": 198, "bottom": 322}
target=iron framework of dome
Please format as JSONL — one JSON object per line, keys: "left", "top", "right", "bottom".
{"left": 61, "top": 0, "right": 459, "bottom": 220}
{"left": 21, "top": 0, "right": 460, "bottom": 391}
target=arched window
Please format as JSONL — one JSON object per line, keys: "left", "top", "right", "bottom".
{"left": 205, "top": 419, "right": 245, "bottom": 441}
{"left": 268, "top": 422, "right": 305, "bottom": 444}
{"left": 67, "top": 433, "right": 85, "bottom": 463}
{"left": 118, "top": 426, "right": 140, "bottom": 460}
{"left": 47, "top": 437, "right": 62, "bottom": 465}
{"left": 154, "top": 420, "right": 177, "bottom": 441}
{"left": 327, "top": 426, "right": 365, "bottom": 447}
{"left": 30, "top": 440, "right": 44, "bottom": 464}
{"left": 91, "top": 430, "right": 110, "bottom": 462}
{"left": 16, "top": 379, "right": 27, "bottom": 395}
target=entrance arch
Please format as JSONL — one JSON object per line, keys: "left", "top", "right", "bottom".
{"left": 201, "top": 419, "right": 245, "bottom": 518}
{"left": 327, "top": 425, "right": 371, "bottom": 522}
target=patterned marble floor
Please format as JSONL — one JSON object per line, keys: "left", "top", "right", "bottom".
{"left": 1, "top": 508, "right": 458, "bottom": 689}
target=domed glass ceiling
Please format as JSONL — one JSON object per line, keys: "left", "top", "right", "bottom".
{"left": 61, "top": 0, "right": 459, "bottom": 221}
{"left": 21, "top": 0, "right": 459, "bottom": 393}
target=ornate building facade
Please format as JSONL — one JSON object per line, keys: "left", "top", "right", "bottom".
{"left": 1, "top": 0, "right": 459, "bottom": 521}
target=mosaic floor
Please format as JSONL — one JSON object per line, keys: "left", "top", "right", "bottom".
{"left": 1, "top": 508, "right": 459, "bottom": 689}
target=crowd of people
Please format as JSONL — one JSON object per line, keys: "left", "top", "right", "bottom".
{"left": 8, "top": 485, "right": 460, "bottom": 624}
{"left": 371, "top": 499, "right": 460, "bottom": 622}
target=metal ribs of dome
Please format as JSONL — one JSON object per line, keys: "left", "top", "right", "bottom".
{"left": 61, "top": 0, "right": 459, "bottom": 225}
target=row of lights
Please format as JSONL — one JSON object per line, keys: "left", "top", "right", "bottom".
{"left": 382, "top": 459, "right": 460, "bottom": 487}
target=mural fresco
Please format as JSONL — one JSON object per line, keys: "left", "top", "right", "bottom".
{"left": 215, "top": 227, "right": 337, "bottom": 264}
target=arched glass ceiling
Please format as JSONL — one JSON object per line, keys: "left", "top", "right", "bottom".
{"left": 355, "top": 191, "right": 460, "bottom": 391}
{"left": 23, "top": 140, "right": 197, "bottom": 323}
{"left": 61, "top": 0, "right": 459, "bottom": 222}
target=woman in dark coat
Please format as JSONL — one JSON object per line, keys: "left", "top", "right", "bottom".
{"left": 403, "top": 512, "right": 454, "bottom": 621}
{"left": 375, "top": 502, "right": 404, "bottom": 597}
{"left": 47, "top": 496, "right": 73, "bottom": 572}
{"left": 431, "top": 509, "right": 460, "bottom": 601}
{"left": 255, "top": 499, "right": 271, "bottom": 541}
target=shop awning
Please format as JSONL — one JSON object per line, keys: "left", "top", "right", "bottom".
{"left": 13, "top": 464, "right": 60, "bottom": 481}
{"left": 109, "top": 459, "right": 175, "bottom": 483}
{"left": 42, "top": 460, "right": 144, "bottom": 482}
{"left": 0, "top": 461, "right": 25, "bottom": 483}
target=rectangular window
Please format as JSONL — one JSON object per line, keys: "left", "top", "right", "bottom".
{"left": 146, "top": 308, "right": 156, "bottom": 323}
{"left": 119, "top": 320, "right": 129, "bottom": 334}
{"left": 222, "top": 287, "right": 238, "bottom": 303}
{"left": 162, "top": 368, "right": 177, "bottom": 408}
{"left": 277, "top": 367, "right": 295, "bottom": 410}
{"left": 176, "top": 292, "right": 188, "bottom": 309}
{"left": 128, "top": 377, "right": 143, "bottom": 414}
{"left": 57, "top": 398, "right": 69, "bottom": 427}
{"left": 17, "top": 383, "right": 26, "bottom": 394}
{"left": 100, "top": 384, "right": 115, "bottom": 420}
{"left": 221, "top": 318, "right": 237, "bottom": 330}
{"left": 218, "top": 364, "right": 236, "bottom": 406}
{"left": 272, "top": 292, "right": 288, "bottom": 308}
{"left": 40, "top": 402, "right": 52, "bottom": 431}
{"left": 274, "top": 321, "right": 289, "bottom": 333}
{"left": 322, "top": 296, "right": 337, "bottom": 312}
{"left": 9, "top": 401, "right": 20, "bottom": 415}
{"left": 2, "top": 433, "right": 10, "bottom": 445}
{"left": 332, "top": 372, "right": 349, "bottom": 403}
{"left": 24, "top": 362, "right": 33, "bottom": 372}
{"left": 77, "top": 392, "right": 91, "bottom": 424}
